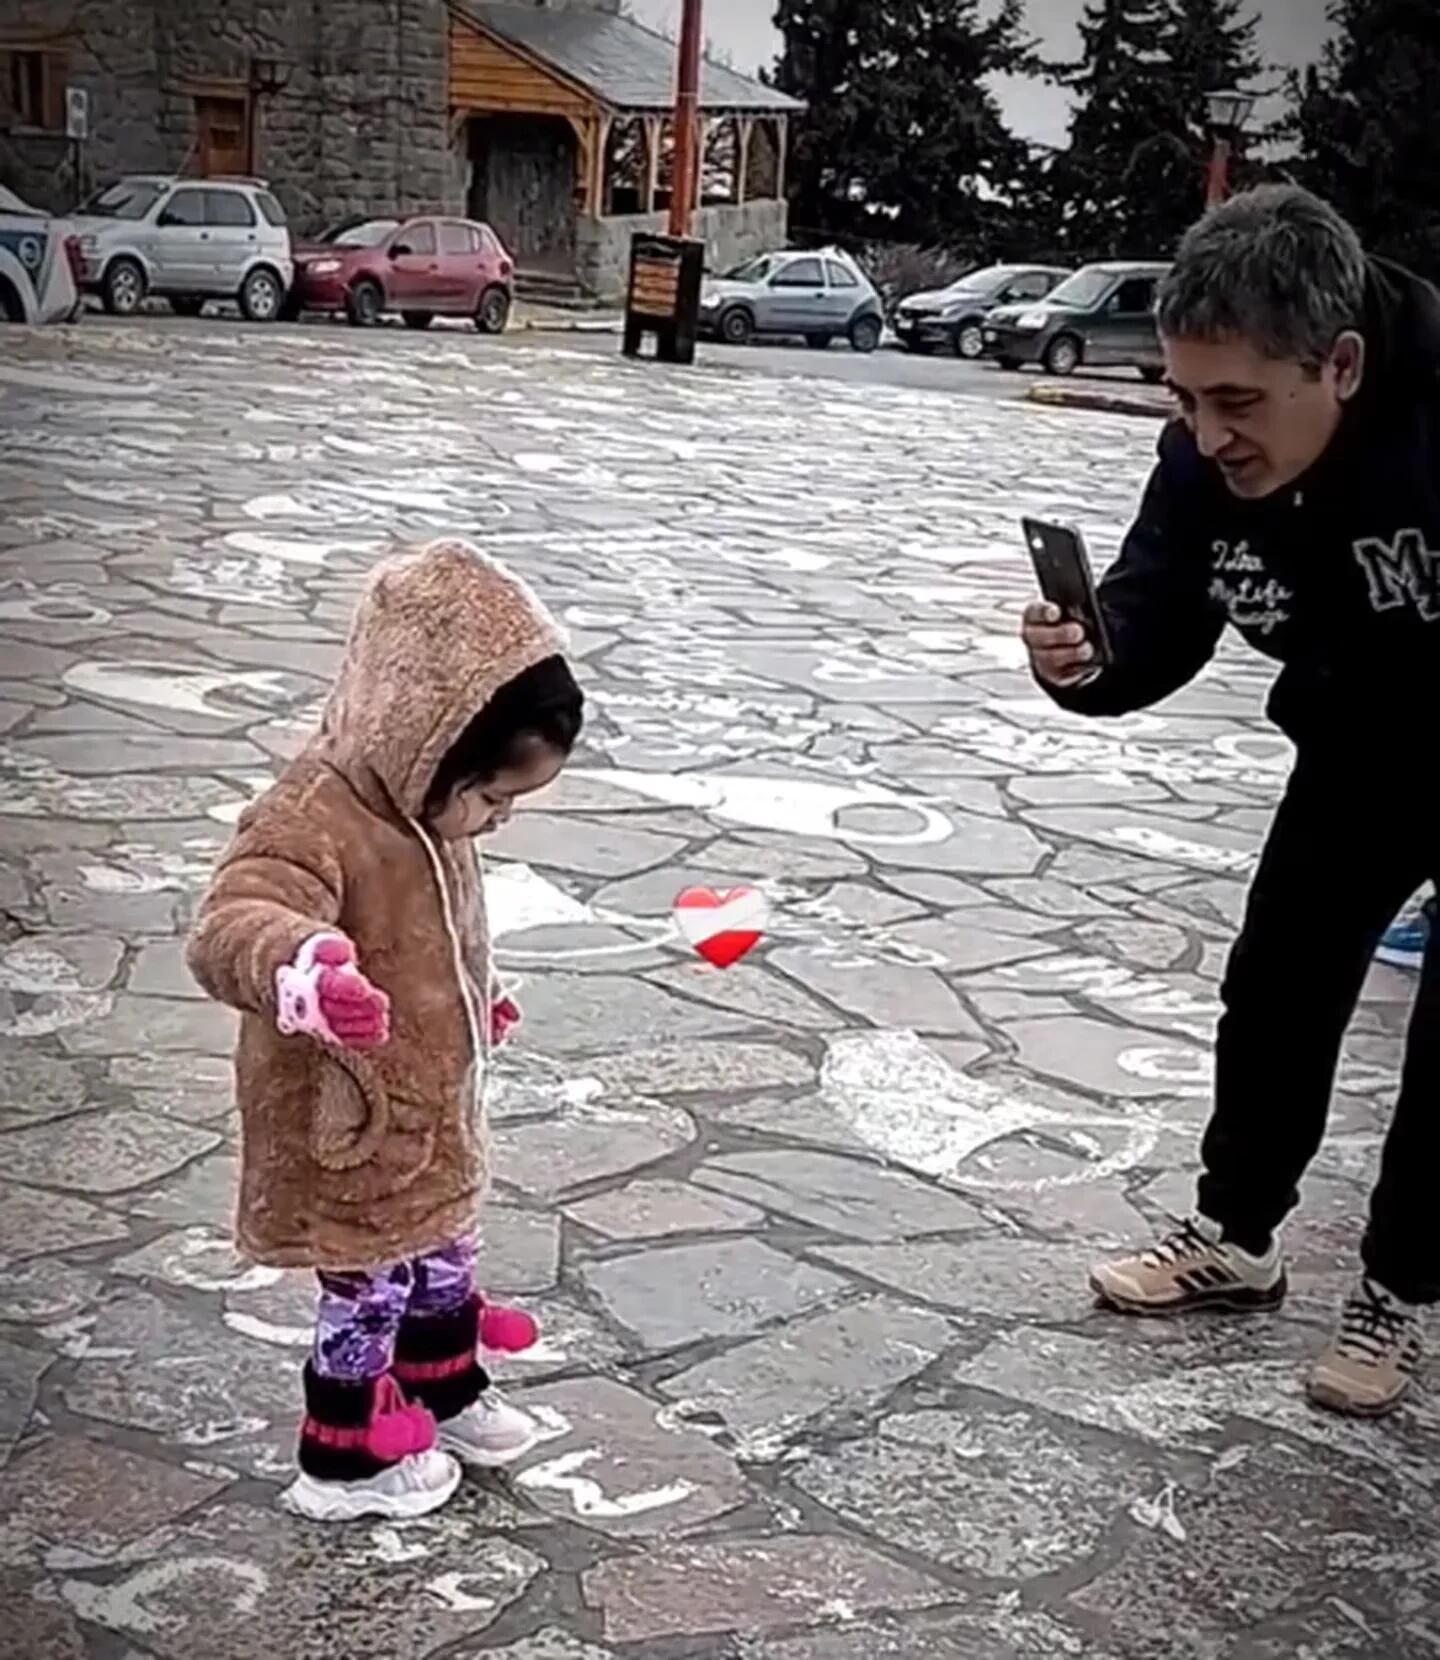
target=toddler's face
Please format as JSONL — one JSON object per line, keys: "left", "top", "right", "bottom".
{"left": 428, "top": 744, "right": 566, "bottom": 842}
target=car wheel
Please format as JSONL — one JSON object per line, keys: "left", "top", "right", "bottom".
{"left": 804, "top": 332, "right": 833, "bottom": 351}
{"left": 239, "top": 267, "right": 284, "bottom": 323}
{"left": 403, "top": 310, "right": 435, "bottom": 331}
{"left": 170, "top": 295, "right": 205, "bottom": 318}
{"left": 102, "top": 257, "right": 146, "bottom": 317}
{"left": 955, "top": 321, "right": 985, "bottom": 359}
{"left": 849, "top": 314, "right": 882, "bottom": 354}
{"left": 347, "top": 279, "right": 384, "bottom": 328}
{"left": 1044, "top": 333, "right": 1082, "bottom": 376}
{"left": 718, "top": 306, "right": 754, "bottom": 346}
{"left": 475, "top": 286, "right": 511, "bottom": 335}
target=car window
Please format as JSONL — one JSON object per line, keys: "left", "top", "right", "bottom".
{"left": 205, "top": 190, "right": 257, "bottom": 228}
{"left": 256, "top": 192, "right": 287, "bottom": 227}
{"left": 1005, "top": 272, "right": 1055, "bottom": 301}
{"left": 772, "top": 257, "right": 823, "bottom": 289}
{"left": 1112, "top": 276, "right": 1157, "bottom": 313}
{"left": 397, "top": 221, "right": 436, "bottom": 256}
{"left": 329, "top": 219, "right": 398, "bottom": 247}
{"left": 159, "top": 189, "right": 207, "bottom": 228}
{"left": 826, "top": 260, "right": 859, "bottom": 289}
{"left": 440, "top": 222, "right": 477, "bottom": 255}
{"left": 80, "top": 180, "right": 165, "bottom": 221}
{"left": 1045, "top": 268, "right": 1112, "bottom": 310}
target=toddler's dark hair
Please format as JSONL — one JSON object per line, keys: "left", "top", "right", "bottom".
{"left": 427, "top": 654, "right": 583, "bottom": 810}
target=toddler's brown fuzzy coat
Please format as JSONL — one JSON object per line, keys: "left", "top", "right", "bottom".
{"left": 187, "top": 540, "right": 566, "bottom": 1270}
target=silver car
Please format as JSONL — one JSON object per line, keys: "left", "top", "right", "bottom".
{"left": 74, "top": 175, "right": 294, "bottom": 322}
{"left": 698, "top": 248, "right": 885, "bottom": 353}
{"left": 0, "top": 185, "right": 81, "bottom": 324}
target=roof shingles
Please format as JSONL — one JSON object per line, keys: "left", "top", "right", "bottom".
{"left": 456, "top": 2, "right": 802, "bottom": 115}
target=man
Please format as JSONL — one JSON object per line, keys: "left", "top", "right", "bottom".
{"left": 1022, "top": 185, "right": 1439, "bottom": 1418}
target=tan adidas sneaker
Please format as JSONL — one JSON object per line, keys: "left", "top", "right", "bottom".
{"left": 1307, "top": 1278, "right": 1423, "bottom": 1418}
{"left": 1091, "top": 1214, "right": 1287, "bottom": 1315}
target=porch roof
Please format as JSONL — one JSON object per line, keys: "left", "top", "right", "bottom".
{"left": 455, "top": 2, "right": 803, "bottom": 116}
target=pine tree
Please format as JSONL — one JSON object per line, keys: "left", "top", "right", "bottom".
{"left": 771, "top": 0, "right": 1034, "bottom": 248}
{"left": 1292, "top": 0, "right": 1440, "bottom": 278}
{"left": 1053, "top": 0, "right": 1261, "bottom": 259}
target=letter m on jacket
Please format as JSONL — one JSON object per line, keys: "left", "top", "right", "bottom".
{"left": 1353, "top": 530, "right": 1440, "bottom": 621}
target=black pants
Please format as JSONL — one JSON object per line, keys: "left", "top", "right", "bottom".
{"left": 1197, "top": 753, "right": 1440, "bottom": 1303}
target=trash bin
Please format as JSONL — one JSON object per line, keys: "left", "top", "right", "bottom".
{"left": 622, "top": 233, "right": 704, "bottom": 365}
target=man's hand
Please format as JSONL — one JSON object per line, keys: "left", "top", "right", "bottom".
{"left": 1022, "top": 601, "right": 1097, "bottom": 688}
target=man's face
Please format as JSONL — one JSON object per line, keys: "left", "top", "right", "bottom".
{"left": 1162, "top": 330, "right": 1365, "bottom": 499}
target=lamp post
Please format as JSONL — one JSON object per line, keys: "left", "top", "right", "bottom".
{"left": 1204, "top": 88, "right": 1257, "bottom": 207}
{"left": 668, "top": 0, "right": 704, "bottom": 237}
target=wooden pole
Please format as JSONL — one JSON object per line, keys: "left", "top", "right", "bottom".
{"left": 667, "top": 0, "right": 702, "bottom": 237}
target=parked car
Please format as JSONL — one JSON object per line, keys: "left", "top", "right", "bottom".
{"left": 982, "top": 261, "right": 1171, "bottom": 379}
{"left": 72, "top": 174, "right": 293, "bottom": 322}
{"left": 893, "top": 264, "right": 1071, "bottom": 358}
{"left": 290, "top": 215, "right": 515, "bottom": 333}
{"left": 0, "top": 184, "right": 81, "bottom": 324}
{"left": 698, "top": 248, "right": 885, "bottom": 353}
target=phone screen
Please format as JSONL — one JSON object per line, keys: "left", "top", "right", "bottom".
{"left": 1021, "top": 517, "right": 1113, "bottom": 668}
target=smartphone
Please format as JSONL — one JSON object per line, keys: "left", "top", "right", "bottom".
{"left": 1021, "top": 517, "right": 1113, "bottom": 669}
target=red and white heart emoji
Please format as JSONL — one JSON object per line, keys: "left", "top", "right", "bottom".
{"left": 673, "top": 886, "right": 768, "bottom": 970}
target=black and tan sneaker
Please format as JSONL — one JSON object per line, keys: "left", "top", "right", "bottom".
{"left": 1307, "top": 1278, "right": 1423, "bottom": 1418}
{"left": 1090, "top": 1214, "right": 1287, "bottom": 1315}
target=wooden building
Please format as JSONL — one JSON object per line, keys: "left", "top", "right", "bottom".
{"left": 450, "top": 2, "right": 801, "bottom": 297}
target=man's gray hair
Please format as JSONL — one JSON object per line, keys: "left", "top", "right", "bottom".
{"left": 1156, "top": 185, "right": 1367, "bottom": 366}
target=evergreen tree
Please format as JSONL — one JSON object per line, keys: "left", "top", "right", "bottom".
{"left": 771, "top": 0, "right": 1033, "bottom": 248}
{"left": 1053, "top": 0, "right": 1262, "bottom": 259}
{"left": 1291, "top": 0, "right": 1440, "bottom": 278}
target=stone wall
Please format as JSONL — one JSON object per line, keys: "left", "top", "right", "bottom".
{"left": 576, "top": 198, "right": 789, "bottom": 301}
{"left": 1, "top": 0, "right": 458, "bottom": 232}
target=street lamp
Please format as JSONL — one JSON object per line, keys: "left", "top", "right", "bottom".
{"left": 1205, "top": 88, "right": 1257, "bottom": 207}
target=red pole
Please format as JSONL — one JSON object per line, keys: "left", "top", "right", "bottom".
{"left": 1205, "top": 134, "right": 1231, "bottom": 208}
{"left": 668, "top": 0, "right": 703, "bottom": 237}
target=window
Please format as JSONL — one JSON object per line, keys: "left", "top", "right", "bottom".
{"left": 327, "top": 218, "right": 398, "bottom": 247}
{"left": 772, "top": 256, "right": 823, "bottom": 289}
{"left": 1045, "top": 268, "right": 1112, "bottom": 310}
{"left": 826, "top": 260, "right": 859, "bottom": 289}
{"left": 1, "top": 48, "right": 65, "bottom": 130}
{"left": 726, "top": 255, "right": 772, "bottom": 282}
{"left": 441, "top": 221, "right": 479, "bottom": 255}
{"left": 79, "top": 179, "right": 164, "bottom": 221}
{"left": 158, "top": 189, "right": 207, "bottom": 227}
{"left": 256, "top": 191, "right": 287, "bottom": 227}
{"left": 395, "top": 221, "right": 436, "bottom": 256}
{"left": 205, "top": 189, "right": 257, "bottom": 228}
{"left": 1112, "top": 276, "right": 1157, "bottom": 314}
{"left": 1005, "top": 272, "right": 1055, "bottom": 301}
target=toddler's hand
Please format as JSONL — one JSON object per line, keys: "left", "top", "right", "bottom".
{"left": 490, "top": 993, "right": 521, "bottom": 1048}
{"left": 277, "top": 934, "right": 391, "bottom": 1051}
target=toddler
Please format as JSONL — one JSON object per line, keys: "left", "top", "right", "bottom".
{"left": 188, "top": 539, "right": 583, "bottom": 1521}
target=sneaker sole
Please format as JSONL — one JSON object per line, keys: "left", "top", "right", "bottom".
{"left": 1090, "top": 1271, "right": 1288, "bottom": 1318}
{"left": 438, "top": 1428, "right": 539, "bottom": 1470}
{"left": 1305, "top": 1376, "right": 1409, "bottom": 1420}
{"left": 279, "top": 1460, "right": 462, "bottom": 1522}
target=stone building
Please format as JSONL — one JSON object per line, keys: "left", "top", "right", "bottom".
{"left": 0, "top": 0, "right": 798, "bottom": 298}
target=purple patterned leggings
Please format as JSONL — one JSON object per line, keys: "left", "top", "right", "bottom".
{"left": 314, "top": 1237, "right": 475, "bottom": 1381}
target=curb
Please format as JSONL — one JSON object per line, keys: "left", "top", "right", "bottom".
{"left": 516, "top": 314, "right": 623, "bottom": 336}
{"left": 1026, "top": 383, "right": 1170, "bottom": 420}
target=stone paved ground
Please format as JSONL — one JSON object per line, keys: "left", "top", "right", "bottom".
{"left": 0, "top": 318, "right": 1437, "bottom": 1660}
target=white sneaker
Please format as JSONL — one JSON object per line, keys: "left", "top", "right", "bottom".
{"left": 438, "top": 1391, "right": 538, "bottom": 1468}
{"left": 279, "top": 1448, "right": 462, "bottom": 1522}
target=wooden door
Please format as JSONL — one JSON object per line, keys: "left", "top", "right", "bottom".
{"left": 194, "top": 95, "right": 250, "bottom": 177}
{"left": 468, "top": 115, "right": 576, "bottom": 274}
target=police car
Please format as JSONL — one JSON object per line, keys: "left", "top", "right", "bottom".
{"left": 0, "top": 185, "right": 82, "bottom": 324}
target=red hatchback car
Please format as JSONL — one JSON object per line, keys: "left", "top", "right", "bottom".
{"left": 291, "top": 215, "right": 515, "bottom": 332}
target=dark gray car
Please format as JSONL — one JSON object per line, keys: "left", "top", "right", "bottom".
{"left": 894, "top": 264, "right": 1071, "bottom": 358}
{"left": 982, "top": 261, "right": 1172, "bottom": 379}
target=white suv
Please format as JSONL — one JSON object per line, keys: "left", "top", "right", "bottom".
{"left": 74, "top": 175, "right": 293, "bottom": 322}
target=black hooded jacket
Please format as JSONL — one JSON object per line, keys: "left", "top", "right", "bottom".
{"left": 1045, "top": 259, "right": 1440, "bottom": 755}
